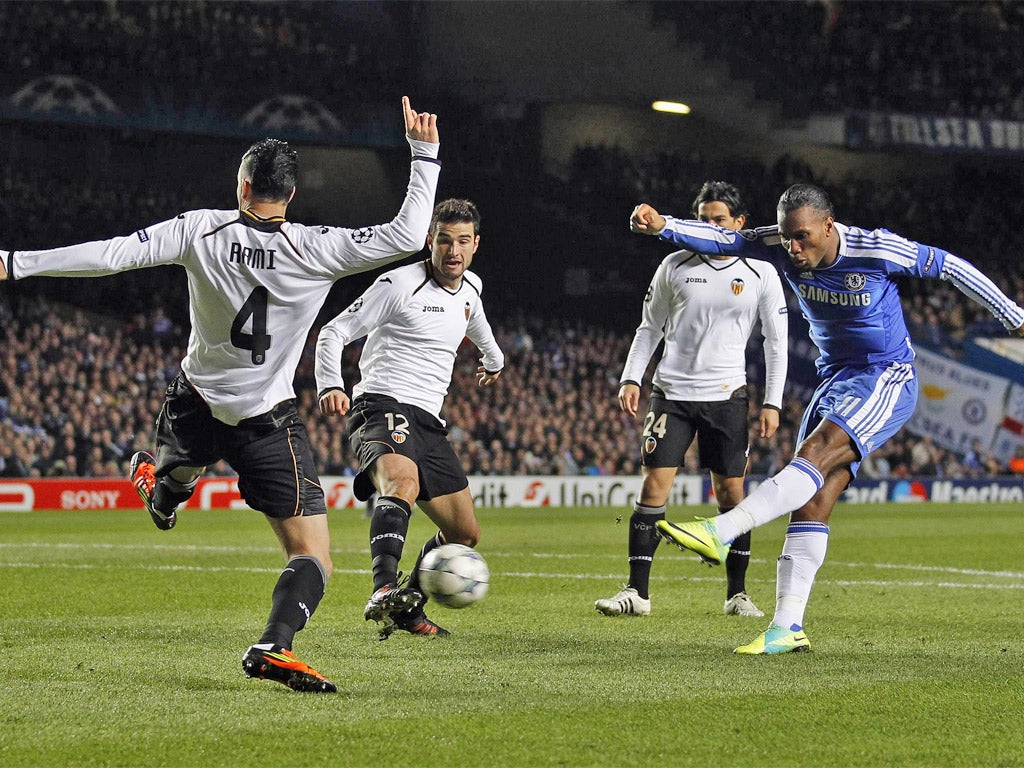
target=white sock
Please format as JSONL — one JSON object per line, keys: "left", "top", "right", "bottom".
{"left": 714, "top": 458, "right": 824, "bottom": 543}
{"left": 773, "top": 522, "right": 830, "bottom": 631}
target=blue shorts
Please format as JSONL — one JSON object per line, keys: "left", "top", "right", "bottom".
{"left": 798, "top": 361, "right": 918, "bottom": 478}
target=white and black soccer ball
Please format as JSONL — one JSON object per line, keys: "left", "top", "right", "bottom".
{"left": 11, "top": 75, "right": 120, "bottom": 117}
{"left": 418, "top": 543, "right": 489, "bottom": 609}
{"left": 241, "top": 94, "right": 342, "bottom": 137}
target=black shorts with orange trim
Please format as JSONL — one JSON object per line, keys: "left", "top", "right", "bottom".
{"left": 346, "top": 393, "right": 468, "bottom": 502}
{"left": 153, "top": 373, "right": 326, "bottom": 518}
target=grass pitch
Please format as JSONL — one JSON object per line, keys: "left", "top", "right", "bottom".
{"left": 1, "top": 503, "right": 1022, "bottom": 767}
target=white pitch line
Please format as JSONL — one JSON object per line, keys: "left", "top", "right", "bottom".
{"left": 1, "top": 542, "right": 1021, "bottom": 581}
{"left": 0, "top": 561, "right": 1021, "bottom": 591}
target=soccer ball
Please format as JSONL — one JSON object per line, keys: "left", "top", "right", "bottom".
{"left": 418, "top": 543, "right": 489, "bottom": 609}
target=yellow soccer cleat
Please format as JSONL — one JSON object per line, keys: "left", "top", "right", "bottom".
{"left": 655, "top": 518, "right": 729, "bottom": 566}
{"left": 734, "top": 623, "right": 811, "bottom": 655}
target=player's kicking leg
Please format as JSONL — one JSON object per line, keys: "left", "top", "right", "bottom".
{"left": 393, "top": 486, "right": 481, "bottom": 639}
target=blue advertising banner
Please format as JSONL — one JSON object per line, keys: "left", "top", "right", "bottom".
{"left": 739, "top": 476, "right": 1024, "bottom": 505}
{"left": 845, "top": 110, "right": 1024, "bottom": 155}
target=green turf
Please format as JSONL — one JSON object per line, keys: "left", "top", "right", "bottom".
{"left": 1, "top": 503, "right": 1022, "bottom": 767}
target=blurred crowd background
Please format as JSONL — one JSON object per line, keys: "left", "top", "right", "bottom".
{"left": 2, "top": 0, "right": 1023, "bottom": 481}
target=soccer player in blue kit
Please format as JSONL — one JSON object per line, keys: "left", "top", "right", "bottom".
{"left": 630, "top": 183, "right": 1024, "bottom": 654}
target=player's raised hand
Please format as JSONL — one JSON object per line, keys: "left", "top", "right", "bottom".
{"left": 403, "top": 96, "right": 438, "bottom": 144}
{"left": 318, "top": 389, "right": 351, "bottom": 417}
{"left": 629, "top": 203, "right": 667, "bottom": 235}
{"left": 617, "top": 382, "right": 640, "bottom": 417}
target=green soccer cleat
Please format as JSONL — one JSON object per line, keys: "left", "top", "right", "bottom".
{"left": 734, "top": 623, "right": 811, "bottom": 655}
{"left": 655, "top": 518, "right": 729, "bottom": 566}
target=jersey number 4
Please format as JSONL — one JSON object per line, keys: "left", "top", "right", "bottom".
{"left": 231, "top": 286, "right": 273, "bottom": 365}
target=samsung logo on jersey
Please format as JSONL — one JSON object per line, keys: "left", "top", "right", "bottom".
{"left": 798, "top": 285, "right": 872, "bottom": 306}
{"left": 684, "top": 277, "right": 708, "bottom": 284}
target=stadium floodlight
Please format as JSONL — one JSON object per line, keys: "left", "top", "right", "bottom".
{"left": 652, "top": 100, "right": 691, "bottom": 115}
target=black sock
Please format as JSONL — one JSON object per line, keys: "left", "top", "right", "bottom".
{"left": 407, "top": 532, "right": 444, "bottom": 594}
{"left": 627, "top": 503, "right": 665, "bottom": 599}
{"left": 151, "top": 476, "right": 195, "bottom": 515}
{"left": 721, "top": 506, "right": 751, "bottom": 598}
{"left": 369, "top": 496, "right": 411, "bottom": 590}
{"left": 258, "top": 555, "right": 327, "bottom": 649}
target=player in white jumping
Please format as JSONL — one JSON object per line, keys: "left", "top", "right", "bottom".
{"left": 316, "top": 198, "right": 503, "bottom": 639}
{"left": 0, "top": 96, "right": 441, "bottom": 691}
{"left": 596, "top": 181, "right": 788, "bottom": 619}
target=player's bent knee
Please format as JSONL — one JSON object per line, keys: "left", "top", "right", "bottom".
{"left": 318, "top": 554, "right": 334, "bottom": 578}
{"left": 450, "top": 523, "right": 480, "bottom": 548}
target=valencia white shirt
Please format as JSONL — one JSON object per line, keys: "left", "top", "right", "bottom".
{"left": 620, "top": 251, "right": 788, "bottom": 405}
{"left": 315, "top": 260, "right": 504, "bottom": 422}
{"left": 9, "top": 137, "right": 441, "bottom": 424}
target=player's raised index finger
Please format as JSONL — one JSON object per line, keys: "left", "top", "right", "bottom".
{"left": 402, "top": 96, "right": 414, "bottom": 129}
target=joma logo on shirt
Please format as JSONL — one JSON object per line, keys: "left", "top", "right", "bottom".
{"left": 229, "top": 242, "right": 277, "bottom": 270}
{"left": 422, "top": 305, "right": 445, "bottom": 312}
{"left": 684, "top": 277, "right": 708, "bottom": 284}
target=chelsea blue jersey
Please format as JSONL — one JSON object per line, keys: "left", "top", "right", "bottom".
{"left": 658, "top": 217, "right": 1024, "bottom": 378}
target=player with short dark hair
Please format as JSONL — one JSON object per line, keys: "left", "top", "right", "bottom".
{"left": 0, "top": 97, "right": 442, "bottom": 690}
{"left": 630, "top": 182, "right": 1024, "bottom": 653}
{"left": 316, "top": 198, "right": 503, "bottom": 639}
{"left": 595, "top": 181, "right": 788, "bottom": 619}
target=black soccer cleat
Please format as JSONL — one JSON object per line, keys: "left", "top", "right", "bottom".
{"left": 241, "top": 644, "right": 337, "bottom": 693}
{"left": 363, "top": 582, "right": 424, "bottom": 624}
{"left": 379, "top": 607, "right": 451, "bottom": 641}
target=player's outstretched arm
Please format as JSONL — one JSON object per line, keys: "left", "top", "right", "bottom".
{"left": 403, "top": 96, "right": 438, "bottom": 144}
{"left": 937, "top": 252, "right": 1024, "bottom": 336}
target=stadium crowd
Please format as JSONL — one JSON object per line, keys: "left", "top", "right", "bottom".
{"left": 0, "top": 1, "right": 412, "bottom": 116}
{"left": 0, "top": 290, "right": 1015, "bottom": 482}
{"left": 3, "top": 2, "right": 1024, "bottom": 483}
{"left": 657, "top": 0, "right": 1024, "bottom": 120}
